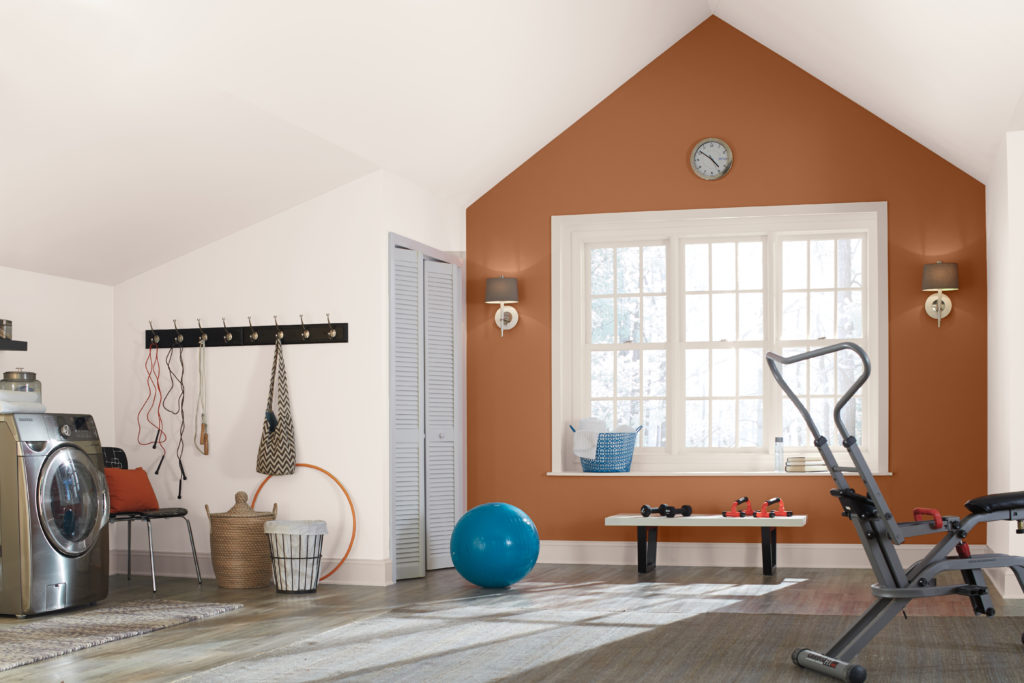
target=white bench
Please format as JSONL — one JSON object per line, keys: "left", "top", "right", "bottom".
{"left": 605, "top": 513, "right": 808, "bottom": 575}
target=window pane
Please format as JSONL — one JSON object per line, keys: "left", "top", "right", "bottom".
{"left": 711, "top": 242, "right": 736, "bottom": 291}
{"left": 837, "top": 291, "right": 863, "bottom": 337}
{"left": 809, "top": 240, "right": 835, "bottom": 289}
{"left": 591, "top": 298, "right": 614, "bottom": 344}
{"left": 738, "top": 348, "right": 763, "bottom": 397}
{"left": 809, "top": 291, "right": 835, "bottom": 339}
{"left": 738, "top": 292, "right": 763, "bottom": 341}
{"left": 591, "top": 351, "right": 614, "bottom": 398}
{"left": 737, "top": 242, "right": 762, "bottom": 290}
{"left": 686, "top": 349, "right": 709, "bottom": 396}
{"left": 686, "top": 400, "right": 708, "bottom": 447}
{"left": 643, "top": 295, "right": 667, "bottom": 343}
{"left": 710, "top": 400, "right": 736, "bottom": 447}
{"left": 685, "top": 294, "right": 709, "bottom": 342}
{"left": 643, "top": 245, "right": 667, "bottom": 293}
{"left": 781, "top": 346, "right": 808, "bottom": 394}
{"left": 617, "top": 296, "right": 640, "bottom": 343}
{"left": 685, "top": 243, "right": 709, "bottom": 291}
{"left": 591, "top": 400, "right": 613, "bottom": 427}
{"left": 617, "top": 247, "right": 640, "bottom": 293}
{"left": 836, "top": 238, "right": 862, "bottom": 288}
{"left": 711, "top": 348, "right": 735, "bottom": 397}
{"left": 837, "top": 348, "right": 864, "bottom": 394}
{"left": 711, "top": 292, "right": 737, "bottom": 341}
{"left": 617, "top": 349, "right": 641, "bottom": 397}
{"left": 781, "top": 292, "right": 807, "bottom": 339}
{"left": 809, "top": 398, "right": 833, "bottom": 444}
{"left": 810, "top": 352, "right": 835, "bottom": 395}
{"left": 616, "top": 400, "right": 642, "bottom": 428}
{"left": 783, "top": 401, "right": 810, "bottom": 447}
{"left": 738, "top": 399, "right": 762, "bottom": 447}
{"left": 782, "top": 240, "right": 807, "bottom": 290}
{"left": 643, "top": 350, "right": 667, "bottom": 397}
{"left": 643, "top": 400, "right": 667, "bottom": 447}
{"left": 591, "top": 248, "right": 614, "bottom": 296}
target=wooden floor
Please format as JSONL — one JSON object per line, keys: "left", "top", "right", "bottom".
{"left": 2, "top": 564, "right": 1022, "bottom": 681}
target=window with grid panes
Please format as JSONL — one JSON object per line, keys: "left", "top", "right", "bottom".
{"left": 552, "top": 203, "right": 888, "bottom": 474}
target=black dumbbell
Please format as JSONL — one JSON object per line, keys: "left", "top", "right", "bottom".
{"left": 640, "top": 503, "right": 693, "bottom": 518}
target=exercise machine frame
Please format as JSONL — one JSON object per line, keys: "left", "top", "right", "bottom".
{"left": 766, "top": 342, "right": 1024, "bottom": 682}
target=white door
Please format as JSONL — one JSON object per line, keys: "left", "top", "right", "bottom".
{"left": 389, "top": 238, "right": 464, "bottom": 580}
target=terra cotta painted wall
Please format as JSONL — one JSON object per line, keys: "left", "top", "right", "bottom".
{"left": 465, "top": 17, "right": 986, "bottom": 547}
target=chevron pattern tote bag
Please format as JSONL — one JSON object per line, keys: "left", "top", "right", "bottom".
{"left": 257, "top": 339, "right": 297, "bottom": 475}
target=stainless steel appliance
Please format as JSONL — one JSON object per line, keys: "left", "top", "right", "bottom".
{"left": 0, "top": 413, "right": 110, "bottom": 616}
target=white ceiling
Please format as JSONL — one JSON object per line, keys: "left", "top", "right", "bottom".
{"left": 2, "top": 0, "right": 1023, "bottom": 285}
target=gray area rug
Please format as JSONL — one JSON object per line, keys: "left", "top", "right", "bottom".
{"left": 0, "top": 599, "right": 241, "bottom": 672}
{"left": 181, "top": 580, "right": 1024, "bottom": 682}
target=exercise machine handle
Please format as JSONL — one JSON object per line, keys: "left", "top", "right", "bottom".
{"left": 913, "top": 507, "right": 943, "bottom": 529}
{"left": 766, "top": 342, "right": 871, "bottom": 442}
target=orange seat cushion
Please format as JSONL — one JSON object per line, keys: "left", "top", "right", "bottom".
{"left": 104, "top": 467, "right": 160, "bottom": 513}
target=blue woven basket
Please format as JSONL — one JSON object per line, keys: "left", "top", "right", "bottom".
{"left": 575, "top": 426, "right": 642, "bottom": 472}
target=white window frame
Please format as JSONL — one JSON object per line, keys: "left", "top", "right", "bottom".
{"left": 551, "top": 202, "right": 888, "bottom": 475}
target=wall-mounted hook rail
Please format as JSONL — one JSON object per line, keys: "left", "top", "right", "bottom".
{"left": 144, "top": 317, "right": 348, "bottom": 348}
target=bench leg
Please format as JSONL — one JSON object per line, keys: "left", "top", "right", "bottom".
{"left": 761, "top": 527, "right": 777, "bottom": 575}
{"left": 637, "top": 527, "right": 658, "bottom": 573}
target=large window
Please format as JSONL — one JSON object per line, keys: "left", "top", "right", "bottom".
{"left": 552, "top": 203, "right": 888, "bottom": 474}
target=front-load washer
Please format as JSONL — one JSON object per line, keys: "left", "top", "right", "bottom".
{"left": 0, "top": 413, "right": 110, "bottom": 616}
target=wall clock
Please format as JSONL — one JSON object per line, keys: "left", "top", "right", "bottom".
{"left": 690, "top": 137, "right": 733, "bottom": 180}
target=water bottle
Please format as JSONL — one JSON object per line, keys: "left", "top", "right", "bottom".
{"left": 774, "top": 437, "right": 784, "bottom": 472}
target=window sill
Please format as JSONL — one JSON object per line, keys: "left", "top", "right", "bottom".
{"left": 546, "top": 470, "right": 892, "bottom": 477}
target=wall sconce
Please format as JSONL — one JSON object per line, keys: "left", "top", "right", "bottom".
{"left": 922, "top": 260, "right": 959, "bottom": 327}
{"left": 485, "top": 276, "right": 519, "bottom": 337}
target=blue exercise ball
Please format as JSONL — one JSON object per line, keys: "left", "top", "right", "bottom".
{"left": 450, "top": 502, "right": 539, "bottom": 588}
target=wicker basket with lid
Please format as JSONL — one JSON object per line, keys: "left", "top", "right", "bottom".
{"left": 206, "top": 491, "right": 278, "bottom": 588}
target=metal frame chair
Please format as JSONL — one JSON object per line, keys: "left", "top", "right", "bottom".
{"left": 102, "top": 447, "right": 202, "bottom": 592}
{"left": 767, "top": 342, "right": 1024, "bottom": 682}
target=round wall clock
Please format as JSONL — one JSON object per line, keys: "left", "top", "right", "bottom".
{"left": 690, "top": 137, "right": 733, "bottom": 180}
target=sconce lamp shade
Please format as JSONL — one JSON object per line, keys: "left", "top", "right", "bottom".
{"left": 485, "top": 277, "right": 519, "bottom": 304}
{"left": 921, "top": 261, "right": 959, "bottom": 291}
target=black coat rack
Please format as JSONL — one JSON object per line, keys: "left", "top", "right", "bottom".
{"left": 144, "top": 316, "right": 347, "bottom": 349}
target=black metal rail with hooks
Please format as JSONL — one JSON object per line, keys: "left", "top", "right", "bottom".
{"left": 143, "top": 318, "right": 347, "bottom": 348}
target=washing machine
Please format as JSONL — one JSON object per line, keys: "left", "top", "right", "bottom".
{"left": 0, "top": 413, "right": 110, "bottom": 616}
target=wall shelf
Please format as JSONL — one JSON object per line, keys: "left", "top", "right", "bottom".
{"left": 0, "top": 339, "right": 28, "bottom": 351}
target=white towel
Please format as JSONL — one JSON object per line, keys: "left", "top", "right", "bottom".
{"left": 573, "top": 418, "right": 606, "bottom": 460}
{"left": 0, "top": 401, "right": 46, "bottom": 414}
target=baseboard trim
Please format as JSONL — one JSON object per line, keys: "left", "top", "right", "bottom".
{"left": 538, "top": 540, "right": 993, "bottom": 571}
{"left": 109, "top": 550, "right": 393, "bottom": 587}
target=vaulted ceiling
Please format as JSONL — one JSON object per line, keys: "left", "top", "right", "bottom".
{"left": 3, "top": 0, "right": 1023, "bottom": 284}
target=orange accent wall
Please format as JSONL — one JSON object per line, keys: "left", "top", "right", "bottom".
{"left": 465, "top": 17, "right": 986, "bottom": 547}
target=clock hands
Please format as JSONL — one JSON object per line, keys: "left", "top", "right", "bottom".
{"left": 699, "top": 150, "right": 720, "bottom": 168}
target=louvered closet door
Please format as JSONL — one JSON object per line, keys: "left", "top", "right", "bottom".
{"left": 424, "top": 260, "right": 457, "bottom": 570}
{"left": 390, "top": 247, "right": 426, "bottom": 580}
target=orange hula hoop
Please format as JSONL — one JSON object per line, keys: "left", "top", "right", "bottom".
{"left": 252, "top": 463, "right": 356, "bottom": 581}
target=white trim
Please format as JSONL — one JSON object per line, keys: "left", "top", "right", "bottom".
{"left": 537, "top": 540, "right": 983, "bottom": 571}
{"left": 551, "top": 202, "right": 888, "bottom": 475}
{"left": 109, "top": 550, "right": 394, "bottom": 587}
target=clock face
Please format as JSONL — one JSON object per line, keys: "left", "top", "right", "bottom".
{"left": 690, "top": 137, "right": 733, "bottom": 180}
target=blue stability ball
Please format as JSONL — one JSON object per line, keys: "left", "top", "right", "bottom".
{"left": 450, "top": 502, "right": 540, "bottom": 588}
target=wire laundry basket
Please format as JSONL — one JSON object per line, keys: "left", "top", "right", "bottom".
{"left": 571, "top": 425, "right": 642, "bottom": 472}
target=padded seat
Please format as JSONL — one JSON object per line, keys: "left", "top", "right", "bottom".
{"left": 964, "top": 491, "right": 1024, "bottom": 514}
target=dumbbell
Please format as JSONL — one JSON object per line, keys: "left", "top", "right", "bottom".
{"left": 640, "top": 503, "right": 693, "bottom": 518}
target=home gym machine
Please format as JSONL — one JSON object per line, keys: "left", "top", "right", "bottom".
{"left": 766, "top": 342, "right": 1024, "bottom": 682}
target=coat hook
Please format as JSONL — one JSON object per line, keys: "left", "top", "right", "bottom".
{"left": 148, "top": 320, "right": 160, "bottom": 345}
{"left": 326, "top": 313, "right": 336, "bottom": 339}
{"left": 222, "top": 317, "right": 233, "bottom": 343}
{"left": 196, "top": 318, "right": 208, "bottom": 343}
{"left": 172, "top": 319, "right": 184, "bottom": 345}
{"left": 299, "top": 314, "right": 310, "bottom": 340}
{"left": 248, "top": 316, "right": 259, "bottom": 341}
{"left": 273, "top": 315, "right": 283, "bottom": 340}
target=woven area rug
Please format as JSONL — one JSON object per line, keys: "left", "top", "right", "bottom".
{"left": 0, "top": 599, "right": 241, "bottom": 672}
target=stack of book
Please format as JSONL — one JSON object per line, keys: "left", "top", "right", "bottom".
{"left": 785, "top": 455, "right": 828, "bottom": 473}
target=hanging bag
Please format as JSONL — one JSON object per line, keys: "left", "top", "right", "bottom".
{"left": 256, "top": 339, "right": 297, "bottom": 475}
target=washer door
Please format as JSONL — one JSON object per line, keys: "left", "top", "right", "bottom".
{"left": 37, "top": 446, "right": 110, "bottom": 557}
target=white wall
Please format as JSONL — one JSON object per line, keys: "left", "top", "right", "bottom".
{"left": 986, "top": 130, "right": 1024, "bottom": 598}
{"left": 111, "top": 170, "right": 462, "bottom": 585}
{"left": 0, "top": 266, "right": 114, "bottom": 440}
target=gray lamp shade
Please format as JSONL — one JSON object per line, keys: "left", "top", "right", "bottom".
{"left": 485, "top": 277, "right": 519, "bottom": 304}
{"left": 921, "top": 261, "right": 959, "bottom": 291}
